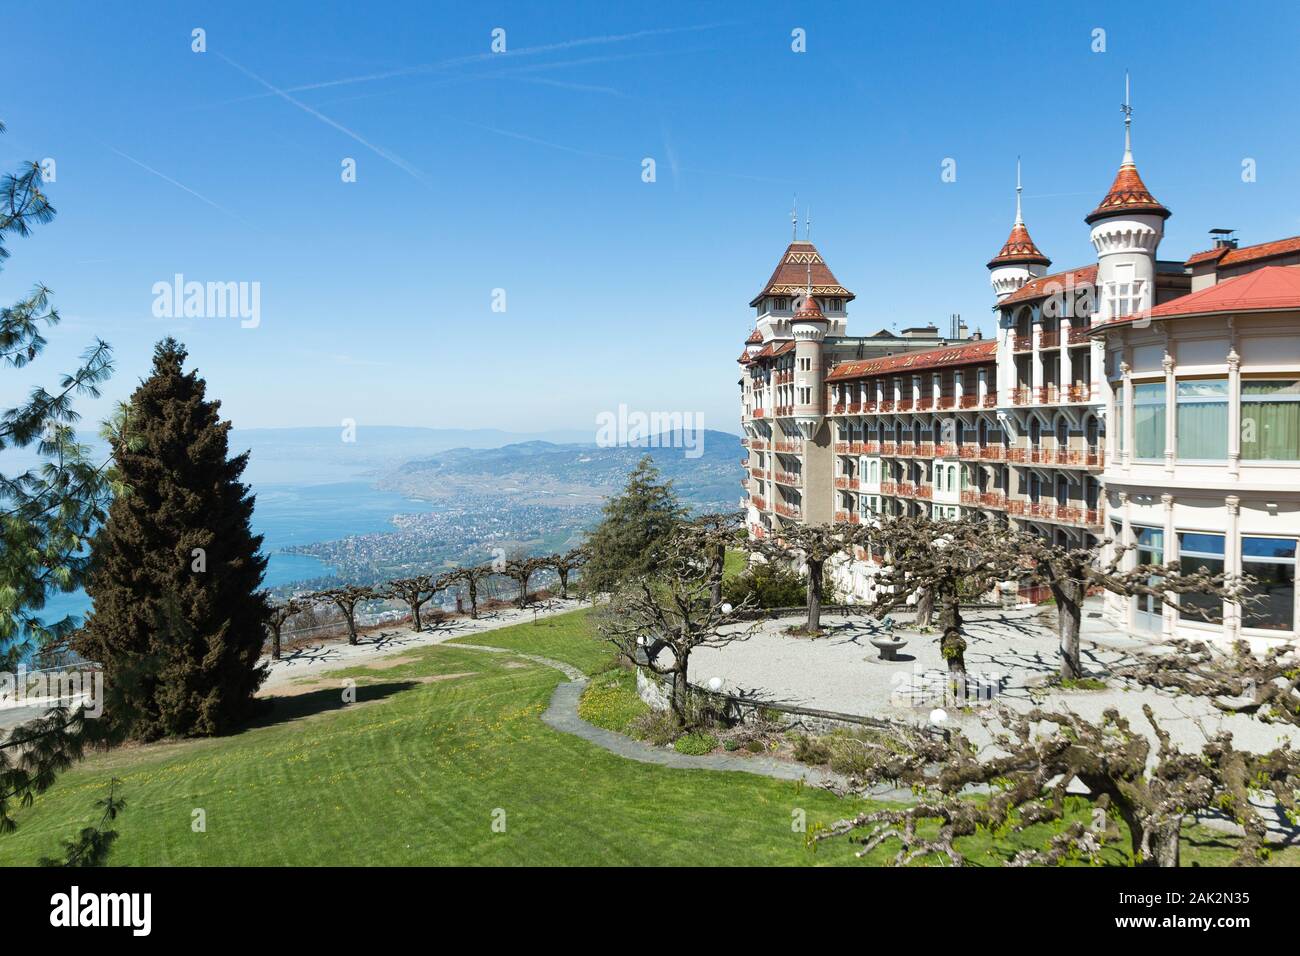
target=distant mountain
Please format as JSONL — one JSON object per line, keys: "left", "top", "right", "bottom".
{"left": 379, "top": 430, "right": 744, "bottom": 509}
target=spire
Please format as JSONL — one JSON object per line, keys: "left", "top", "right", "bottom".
{"left": 1121, "top": 70, "right": 1134, "bottom": 167}
{"left": 1014, "top": 157, "right": 1024, "bottom": 226}
{"left": 791, "top": 196, "right": 798, "bottom": 241}
{"left": 1085, "top": 72, "right": 1170, "bottom": 225}
{"left": 805, "top": 206, "right": 812, "bottom": 242}
{"left": 987, "top": 160, "right": 1051, "bottom": 270}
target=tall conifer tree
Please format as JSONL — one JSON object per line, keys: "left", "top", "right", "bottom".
{"left": 76, "top": 338, "right": 269, "bottom": 739}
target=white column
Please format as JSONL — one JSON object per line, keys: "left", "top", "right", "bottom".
{"left": 1163, "top": 351, "right": 1176, "bottom": 474}
{"left": 1119, "top": 491, "right": 1135, "bottom": 631}
{"left": 1227, "top": 343, "right": 1241, "bottom": 478}
{"left": 1162, "top": 493, "right": 1176, "bottom": 637}
{"left": 1121, "top": 360, "right": 1134, "bottom": 471}
{"left": 1225, "top": 495, "right": 1241, "bottom": 640}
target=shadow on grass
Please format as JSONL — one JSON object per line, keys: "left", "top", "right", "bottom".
{"left": 246, "top": 680, "right": 420, "bottom": 730}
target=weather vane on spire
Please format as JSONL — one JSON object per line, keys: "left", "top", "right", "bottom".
{"left": 1121, "top": 70, "right": 1134, "bottom": 165}
{"left": 805, "top": 207, "right": 812, "bottom": 242}
{"left": 1014, "top": 156, "right": 1024, "bottom": 226}
{"left": 791, "top": 196, "right": 798, "bottom": 241}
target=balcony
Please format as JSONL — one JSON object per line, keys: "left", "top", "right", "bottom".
{"left": 774, "top": 501, "right": 801, "bottom": 519}
{"left": 936, "top": 396, "right": 955, "bottom": 410}
{"left": 960, "top": 490, "right": 980, "bottom": 506}
{"left": 850, "top": 441, "right": 865, "bottom": 454}
{"left": 959, "top": 394, "right": 979, "bottom": 408}
{"left": 914, "top": 442, "right": 934, "bottom": 457}
{"left": 848, "top": 402, "right": 862, "bottom": 414}
{"left": 740, "top": 437, "right": 749, "bottom": 447}
{"left": 880, "top": 399, "right": 896, "bottom": 412}
{"left": 980, "top": 492, "right": 1008, "bottom": 510}
{"left": 898, "top": 442, "right": 915, "bottom": 456}
{"left": 835, "top": 441, "right": 850, "bottom": 453}
{"left": 915, "top": 397, "right": 933, "bottom": 412}
{"left": 749, "top": 439, "right": 767, "bottom": 451}
{"left": 982, "top": 394, "right": 997, "bottom": 408}
{"left": 1011, "top": 387, "right": 1033, "bottom": 406}
{"left": 880, "top": 481, "right": 898, "bottom": 496}
{"left": 833, "top": 403, "right": 846, "bottom": 415}
{"left": 751, "top": 496, "right": 767, "bottom": 510}
{"left": 898, "top": 482, "right": 916, "bottom": 497}
{"left": 1066, "top": 324, "right": 1093, "bottom": 345}
{"left": 834, "top": 477, "right": 860, "bottom": 491}
{"left": 898, "top": 398, "right": 914, "bottom": 412}
{"left": 1066, "top": 384, "right": 1092, "bottom": 403}
{"left": 775, "top": 439, "right": 801, "bottom": 453}
{"left": 752, "top": 408, "right": 765, "bottom": 419}
{"left": 1006, "top": 448, "right": 1027, "bottom": 463}
{"left": 881, "top": 442, "right": 897, "bottom": 456}
{"left": 934, "top": 443, "right": 955, "bottom": 458}
{"left": 1012, "top": 334, "right": 1033, "bottom": 352}
{"left": 775, "top": 471, "right": 802, "bottom": 487}
{"left": 862, "top": 401, "right": 878, "bottom": 413}
{"left": 958, "top": 445, "right": 977, "bottom": 460}
{"left": 740, "top": 458, "right": 749, "bottom": 467}
{"left": 978, "top": 446, "right": 1004, "bottom": 462}
{"left": 834, "top": 510, "right": 850, "bottom": 523}
{"left": 915, "top": 485, "right": 933, "bottom": 500}
{"left": 864, "top": 441, "right": 880, "bottom": 454}
{"left": 1039, "top": 331, "right": 1060, "bottom": 349}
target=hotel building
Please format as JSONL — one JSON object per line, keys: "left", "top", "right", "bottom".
{"left": 737, "top": 105, "right": 1300, "bottom": 645}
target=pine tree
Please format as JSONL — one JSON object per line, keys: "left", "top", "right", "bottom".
{"left": 76, "top": 338, "right": 269, "bottom": 739}
{"left": 582, "top": 455, "right": 686, "bottom": 594}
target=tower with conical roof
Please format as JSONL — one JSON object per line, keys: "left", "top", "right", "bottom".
{"left": 988, "top": 160, "right": 1051, "bottom": 301}
{"left": 1086, "top": 74, "right": 1171, "bottom": 323}
{"left": 791, "top": 260, "right": 829, "bottom": 440}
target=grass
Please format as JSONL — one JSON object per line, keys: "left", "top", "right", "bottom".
{"left": 447, "top": 606, "right": 611, "bottom": 675}
{"left": 724, "top": 548, "right": 748, "bottom": 580}
{"left": 2, "top": 607, "right": 1295, "bottom": 867}
{"left": 577, "top": 667, "right": 648, "bottom": 732}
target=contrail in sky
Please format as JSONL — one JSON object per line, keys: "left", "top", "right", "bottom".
{"left": 216, "top": 53, "right": 428, "bottom": 184}
{"left": 109, "top": 147, "right": 251, "bottom": 225}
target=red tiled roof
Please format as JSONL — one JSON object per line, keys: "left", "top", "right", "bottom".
{"left": 987, "top": 222, "right": 1051, "bottom": 269}
{"left": 1097, "top": 265, "right": 1300, "bottom": 329}
{"left": 826, "top": 339, "right": 997, "bottom": 381}
{"left": 794, "top": 290, "right": 824, "bottom": 321}
{"left": 745, "top": 328, "right": 763, "bottom": 344}
{"left": 1187, "top": 235, "right": 1300, "bottom": 269}
{"left": 998, "top": 265, "right": 1098, "bottom": 308}
{"left": 749, "top": 240, "right": 854, "bottom": 307}
{"left": 1086, "top": 163, "right": 1170, "bottom": 225}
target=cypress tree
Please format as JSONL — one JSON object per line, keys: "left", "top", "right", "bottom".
{"left": 76, "top": 338, "right": 269, "bottom": 739}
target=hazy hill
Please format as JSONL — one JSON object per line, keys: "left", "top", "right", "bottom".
{"left": 379, "top": 430, "right": 744, "bottom": 509}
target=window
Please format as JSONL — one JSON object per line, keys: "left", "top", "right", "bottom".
{"left": 1242, "top": 537, "right": 1296, "bottom": 631}
{"left": 1242, "top": 380, "right": 1300, "bottom": 460}
{"left": 1109, "top": 263, "right": 1136, "bottom": 318}
{"left": 1133, "top": 381, "right": 1165, "bottom": 459}
{"left": 1178, "top": 532, "right": 1224, "bottom": 622}
{"left": 1112, "top": 384, "right": 1125, "bottom": 454}
{"left": 1176, "top": 379, "right": 1228, "bottom": 460}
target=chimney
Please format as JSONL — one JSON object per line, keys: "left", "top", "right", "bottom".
{"left": 1209, "top": 228, "right": 1238, "bottom": 250}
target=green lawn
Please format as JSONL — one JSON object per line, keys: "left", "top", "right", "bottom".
{"left": 448, "top": 607, "right": 611, "bottom": 675}
{"left": 1, "top": 608, "right": 1293, "bottom": 866}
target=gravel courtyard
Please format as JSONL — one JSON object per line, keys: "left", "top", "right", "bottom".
{"left": 690, "top": 598, "right": 1300, "bottom": 757}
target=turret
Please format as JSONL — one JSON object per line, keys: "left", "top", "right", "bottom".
{"left": 791, "top": 280, "right": 827, "bottom": 440}
{"left": 988, "top": 161, "right": 1051, "bottom": 301}
{"left": 1086, "top": 75, "right": 1171, "bottom": 323}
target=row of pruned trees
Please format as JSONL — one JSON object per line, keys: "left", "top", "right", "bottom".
{"left": 748, "top": 513, "right": 1244, "bottom": 680}
{"left": 264, "top": 547, "right": 590, "bottom": 659}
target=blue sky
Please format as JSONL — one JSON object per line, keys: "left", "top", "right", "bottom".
{"left": 4, "top": 0, "right": 1299, "bottom": 436}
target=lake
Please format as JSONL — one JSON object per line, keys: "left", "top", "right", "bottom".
{"left": 37, "top": 480, "right": 437, "bottom": 626}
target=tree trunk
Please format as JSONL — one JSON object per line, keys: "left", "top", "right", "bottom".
{"left": 559, "top": 569, "right": 569, "bottom": 599}
{"left": 271, "top": 625, "right": 281, "bottom": 661}
{"left": 939, "top": 591, "right": 965, "bottom": 674}
{"left": 1056, "top": 579, "right": 1083, "bottom": 681}
{"left": 468, "top": 581, "right": 478, "bottom": 619}
{"left": 710, "top": 544, "right": 725, "bottom": 608}
{"left": 670, "top": 657, "right": 690, "bottom": 725}
{"left": 1139, "top": 822, "right": 1182, "bottom": 867}
{"left": 344, "top": 610, "right": 358, "bottom": 646}
{"left": 916, "top": 587, "right": 934, "bottom": 628}
{"left": 807, "top": 560, "right": 823, "bottom": 632}
{"left": 517, "top": 577, "right": 528, "bottom": 607}
{"left": 411, "top": 601, "right": 423, "bottom": 633}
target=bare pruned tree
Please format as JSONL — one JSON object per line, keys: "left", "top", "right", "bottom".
{"left": 597, "top": 534, "right": 759, "bottom": 723}
{"left": 547, "top": 546, "right": 588, "bottom": 600}
{"left": 382, "top": 574, "right": 444, "bottom": 632}
{"left": 502, "top": 555, "right": 548, "bottom": 608}
{"left": 746, "top": 522, "right": 857, "bottom": 634}
{"left": 265, "top": 595, "right": 306, "bottom": 660}
{"left": 869, "top": 515, "right": 1023, "bottom": 673}
{"left": 316, "top": 585, "right": 377, "bottom": 645}
{"left": 1017, "top": 533, "right": 1248, "bottom": 681}
{"left": 814, "top": 692, "right": 1300, "bottom": 867}
{"left": 446, "top": 564, "right": 494, "bottom": 619}
{"left": 678, "top": 510, "right": 744, "bottom": 607}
